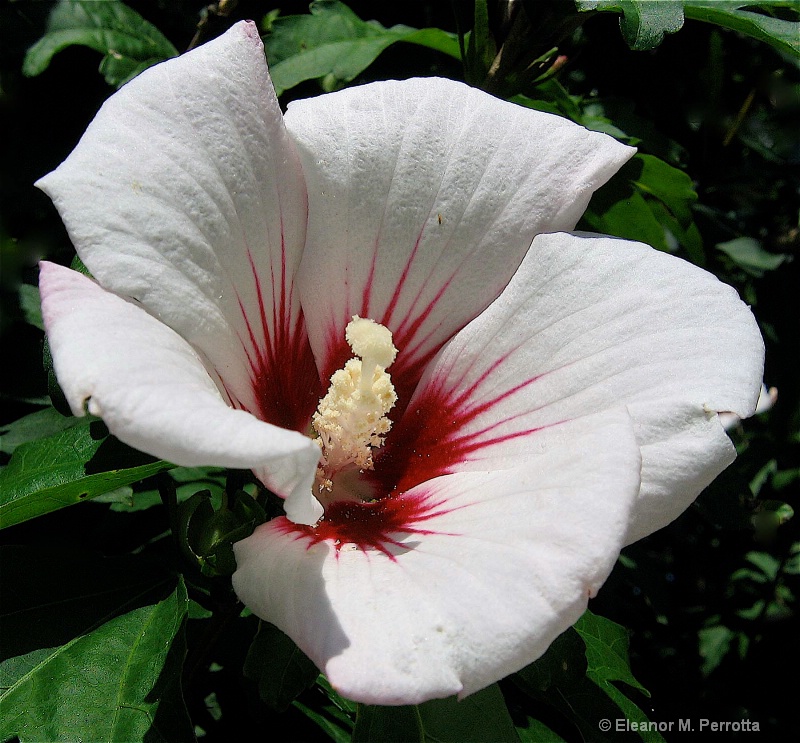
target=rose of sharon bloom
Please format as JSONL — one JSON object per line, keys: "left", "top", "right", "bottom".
{"left": 38, "top": 22, "right": 764, "bottom": 704}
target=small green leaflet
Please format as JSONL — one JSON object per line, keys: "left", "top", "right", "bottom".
{"left": 23, "top": 0, "right": 179, "bottom": 88}
{"left": 353, "top": 704, "right": 425, "bottom": 743}
{"left": 0, "top": 415, "right": 174, "bottom": 529}
{"left": 684, "top": 1, "right": 800, "bottom": 58}
{"left": 516, "top": 717, "right": 568, "bottom": 742}
{"left": 350, "top": 684, "right": 519, "bottom": 743}
{"left": 17, "top": 284, "right": 43, "bottom": 331}
{"left": 581, "top": 154, "right": 704, "bottom": 264}
{"left": 416, "top": 684, "right": 520, "bottom": 743}
{"left": 0, "top": 406, "right": 77, "bottom": 455}
{"left": 574, "top": 611, "right": 664, "bottom": 743}
{"left": 94, "top": 465, "right": 228, "bottom": 513}
{"left": 576, "top": 0, "right": 800, "bottom": 57}
{"left": 513, "top": 610, "right": 662, "bottom": 743}
{"left": 265, "top": 0, "right": 461, "bottom": 96}
{"left": 244, "top": 622, "right": 319, "bottom": 712}
{"left": 575, "top": 0, "right": 685, "bottom": 49}
{"left": 293, "top": 676, "right": 356, "bottom": 742}
{"left": 294, "top": 680, "right": 519, "bottom": 743}
{"left": 716, "top": 236, "right": 790, "bottom": 277}
{"left": 0, "top": 581, "right": 190, "bottom": 743}
{"left": 465, "top": 0, "right": 497, "bottom": 85}
{"left": 0, "top": 545, "right": 175, "bottom": 662}
{"left": 574, "top": 611, "right": 649, "bottom": 696}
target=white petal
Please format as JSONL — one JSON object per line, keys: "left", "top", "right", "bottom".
{"left": 36, "top": 21, "right": 320, "bottom": 431}
{"left": 286, "top": 79, "right": 633, "bottom": 392}
{"left": 232, "top": 411, "right": 640, "bottom": 704}
{"left": 39, "top": 262, "right": 321, "bottom": 522}
{"left": 624, "top": 398, "right": 735, "bottom": 542}
{"left": 381, "top": 232, "right": 763, "bottom": 542}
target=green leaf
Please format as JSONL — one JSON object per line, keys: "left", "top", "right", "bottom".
{"left": 293, "top": 675, "right": 355, "bottom": 742}
{"left": 632, "top": 153, "right": 704, "bottom": 263}
{"left": 516, "top": 716, "right": 568, "bottom": 742}
{"left": 582, "top": 154, "right": 704, "bottom": 263}
{"left": 784, "top": 542, "right": 800, "bottom": 574}
{"left": 353, "top": 703, "right": 424, "bottom": 743}
{"left": 0, "top": 406, "right": 79, "bottom": 455}
{"left": 576, "top": 0, "right": 800, "bottom": 56}
{"left": 42, "top": 336, "right": 71, "bottom": 416}
{"left": 17, "top": 284, "right": 43, "bottom": 331}
{"left": 0, "top": 545, "right": 173, "bottom": 662}
{"left": 684, "top": 1, "right": 800, "bottom": 58}
{"left": 302, "top": 679, "right": 518, "bottom": 743}
{"left": 716, "top": 236, "right": 790, "bottom": 277}
{"left": 631, "top": 154, "right": 697, "bottom": 225}
{"left": 575, "top": 0, "right": 685, "bottom": 49}
{"left": 774, "top": 468, "right": 800, "bottom": 491}
{"left": 0, "top": 581, "right": 190, "bottom": 743}
{"left": 94, "top": 466, "right": 227, "bottom": 513}
{"left": 581, "top": 174, "right": 671, "bottom": 251}
{"left": 742, "top": 549, "right": 782, "bottom": 581}
{"left": 698, "top": 624, "right": 735, "bottom": 675}
{"left": 417, "top": 684, "right": 520, "bottom": 743}
{"left": 513, "top": 612, "right": 660, "bottom": 742}
{"left": 514, "top": 627, "right": 588, "bottom": 694}
{"left": 401, "top": 27, "right": 464, "bottom": 59}
{"left": 317, "top": 674, "right": 358, "bottom": 714}
{"left": 265, "top": 0, "right": 460, "bottom": 95}
{"left": 465, "top": 0, "right": 497, "bottom": 85}
{"left": 23, "top": 0, "right": 178, "bottom": 87}
{"left": 575, "top": 611, "right": 649, "bottom": 697}
{"left": 513, "top": 628, "right": 606, "bottom": 741}
{"left": 514, "top": 670, "right": 618, "bottom": 742}
{"left": 244, "top": 622, "right": 319, "bottom": 711}
{"left": 293, "top": 699, "right": 353, "bottom": 743}
{"left": 575, "top": 611, "right": 664, "bottom": 743}
{"left": 0, "top": 416, "right": 174, "bottom": 529}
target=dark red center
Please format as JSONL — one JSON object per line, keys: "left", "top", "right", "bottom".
{"left": 277, "top": 492, "right": 452, "bottom": 559}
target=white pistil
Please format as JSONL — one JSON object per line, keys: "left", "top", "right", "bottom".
{"left": 346, "top": 316, "right": 397, "bottom": 394}
{"left": 312, "top": 317, "right": 398, "bottom": 491}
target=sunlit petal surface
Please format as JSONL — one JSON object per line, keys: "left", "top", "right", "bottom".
{"left": 287, "top": 79, "right": 634, "bottom": 398}
{"left": 377, "top": 231, "right": 764, "bottom": 542}
{"left": 36, "top": 23, "right": 320, "bottom": 432}
{"left": 233, "top": 411, "right": 640, "bottom": 704}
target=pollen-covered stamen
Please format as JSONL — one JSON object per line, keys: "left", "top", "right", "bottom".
{"left": 312, "top": 317, "right": 398, "bottom": 491}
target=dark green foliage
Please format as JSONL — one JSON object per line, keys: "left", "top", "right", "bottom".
{"left": 24, "top": 0, "right": 179, "bottom": 87}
